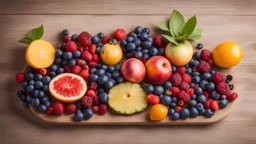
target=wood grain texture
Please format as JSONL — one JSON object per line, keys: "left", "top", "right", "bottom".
{"left": 1, "top": 1, "right": 256, "bottom": 143}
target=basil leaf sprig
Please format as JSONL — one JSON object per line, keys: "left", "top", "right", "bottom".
{"left": 19, "top": 25, "right": 44, "bottom": 45}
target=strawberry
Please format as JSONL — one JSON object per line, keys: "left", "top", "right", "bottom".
{"left": 200, "top": 49, "right": 212, "bottom": 60}
{"left": 46, "top": 107, "right": 53, "bottom": 115}
{"left": 89, "top": 82, "right": 98, "bottom": 91}
{"left": 177, "top": 66, "right": 186, "bottom": 75}
{"left": 92, "top": 106, "right": 99, "bottom": 113}
{"left": 79, "top": 69, "right": 89, "bottom": 80}
{"left": 228, "top": 92, "right": 238, "bottom": 101}
{"left": 177, "top": 100, "right": 184, "bottom": 107}
{"left": 82, "top": 65, "right": 89, "bottom": 70}
{"left": 203, "top": 91, "right": 210, "bottom": 99}
{"left": 78, "top": 48, "right": 83, "bottom": 53}
{"left": 211, "top": 100, "right": 219, "bottom": 111}
{"left": 15, "top": 72, "right": 25, "bottom": 83}
{"left": 204, "top": 99, "right": 213, "bottom": 109}
{"left": 169, "top": 73, "right": 182, "bottom": 86}
{"left": 146, "top": 94, "right": 160, "bottom": 105}
{"left": 186, "top": 88, "right": 194, "bottom": 96}
{"left": 212, "top": 71, "right": 226, "bottom": 83}
{"left": 170, "top": 87, "right": 180, "bottom": 96}
{"left": 179, "top": 81, "right": 190, "bottom": 91}
{"left": 198, "top": 60, "right": 211, "bottom": 73}
{"left": 216, "top": 82, "right": 231, "bottom": 96}
{"left": 101, "top": 35, "right": 111, "bottom": 44}
{"left": 178, "top": 90, "right": 190, "bottom": 103}
{"left": 66, "top": 41, "right": 78, "bottom": 52}
{"left": 153, "top": 35, "right": 163, "bottom": 48}
{"left": 52, "top": 101, "right": 64, "bottom": 115}
{"left": 114, "top": 28, "right": 126, "bottom": 40}
{"left": 175, "top": 106, "right": 182, "bottom": 112}
{"left": 93, "top": 95, "right": 100, "bottom": 105}
{"left": 99, "top": 104, "right": 107, "bottom": 115}
{"left": 81, "top": 96, "right": 93, "bottom": 108}
{"left": 89, "top": 44, "right": 96, "bottom": 54}
{"left": 81, "top": 51, "right": 92, "bottom": 61}
{"left": 86, "top": 90, "right": 96, "bottom": 98}
{"left": 64, "top": 35, "right": 71, "bottom": 43}
{"left": 92, "top": 54, "right": 100, "bottom": 63}
{"left": 71, "top": 65, "right": 82, "bottom": 74}
{"left": 40, "top": 68, "right": 47, "bottom": 75}
{"left": 78, "top": 31, "right": 92, "bottom": 47}
{"left": 77, "top": 59, "right": 86, "bottom": 66}
{"left": 88, "top": 61, "right": 97, "bottom": 68}
{"left": 182, "top": 73, "right": 192, "bottom": 83}
{"left": 65, "top": 103, "right": 77, "bottom": 114}
{"left": 83, "top": 47, "right": 89, "bottom": 51}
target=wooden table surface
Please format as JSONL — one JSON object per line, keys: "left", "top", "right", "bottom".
{"left": 1, "top": 0, "right": 256, "bottom": 144}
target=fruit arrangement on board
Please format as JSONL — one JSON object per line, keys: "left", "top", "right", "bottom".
{"left": 15, "top": 10, "right": 243, "bottom": 122}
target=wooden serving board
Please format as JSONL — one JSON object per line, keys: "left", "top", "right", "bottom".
{"left": 25, "top": 65, "right": 238, "bottom": 125}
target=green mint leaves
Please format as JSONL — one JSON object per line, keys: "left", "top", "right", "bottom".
{"left": 19, "top": 25, "right": 44, "bottom": 45}
{"left": 157, "top": 10, "right": 202, "bottom": 46}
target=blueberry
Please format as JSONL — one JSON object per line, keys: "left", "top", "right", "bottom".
{"left": 139, "top": 33, "right": 148, "bottom": 41}
{"left": 31, "top": 97, "right": 40, "bottom": 107}
{"left": 153, "top": 86, "right": 164, "bottom": 95}
{"left": 38, "top": 91, "right": 45, "bottom": 98}
{"left": 99, "top": 92, "right": 109, "bottom": 104}
{"left": 29, "top": 80, "right": 35, "bottom": 85}
{"left": 142, "top": 28, "right": 150, "bottom": 34}
{"left": 196, "top": 103, "right": 204, "bottom": 111}
{"left": 43, "top": 101, "right": 51, "bottom": 108}
{"left": 60, "top": 60, "right": 67, "bottom": 66}
{"left": 101, "top": 65, "right": 108, "bottom": 70}
{"left": 26, "top": 85, "right": 34, "bottom": 92}
{"left": 197, "top": 95, "right": 206, "bottom": 103}
{"left": 220, "top": 95, "right": 227, "bottom": 100}
{"left": 72, "top": 50, "right": 81, "bottom": 58}
{"left": 20, "top": 94, "right": 26, "bottom": 101}
{"left": 35, "top": 74, "right": 43, "bottom": 81}
{"left": 135, "top": 51, "right": 143, "bottom": 59}
{"left": 211, "top": 90, "right": 221, "bottom": 100}
{"left": 168, "top": 109, "right": 175, "bottom": 115}
{"left": 127, "top": 43, "right": 136, "bottom": 51}
{"left": 226, "top": 75, "right": 233, "bottom": 81}
{"left": 33, "top": 89, "right": 39, "bottom": 97}
{"left": 56, "top": 67, "right": 64, "bottom": 74}
{"left": 168, "top": 102, "right": 176, "bottom": 108}
{"left": 73, "top": 111, "right": 84, "bottom": 122}
{"left": 125, "top": 52, "right": 132, "bottom": 58}
{"left": 199, "top": 80, "right": 208, "bottom": 90}
{"left": 136, "top": 47, "right": 142, "bottom": 52}
{"left": 116, "top": 77, "right": 124, "bottom": 84}
{"left": 76, "top": 101, "right": 83, "bottom": 110}
{"left": 193, "top": 51, "right": 201, "bottom": 59}
{"left": 158, "top": 47, "right": 165, "bottom": 55}
{"left": 126, "top": 36, "right": 134, "bottom": 43}
{"left": 196, "top": 43, "right": 204, "bottom": 49}
{"left": 149, "top": 47, "right": 158, "bottom": 56}
{"left": 171, "top": 112, "right": 180, "bottom": 120}
{"left": 159, "top": 94, "right": 164, "bottom": 100}
{"left": 189, "top": 100, "right": 197, "bottom": 107}
{"left": 229, "top": 84, "right": 234, "bottom": 90}
{"left": 114, "top": 63, "right": 121, "bottom": 70}
{"left": 161, "top": 96, "right": 172, "bottom": 106}
{"left": 191, "top": 94, "right": 197, "bottom": 100}
{"left": 143, "top": 85, "right": 153, "bottom": 94}
{"left": 219, "top": 99, "right": 228, "bottom": 108}
{"left": 172, "top": 66, "right": 177, "bottom": 73}
{"left": 163, "top": 81, "right": 172, "bottom": 89}
{"left": 25, "top": 95, "right": 32, "bottom": 103}
{"left": 97, "top": 43, "right": 103, "bottom": 47}
{"left": 54, "top": 58, "right": 62, "bottom": 64}
{"left": 96, "top": 47, "right": 101, "bottom": 54}
{"left": 143, "top": 54, "right": 150, "bottom": 60}
{"left": 120, "top": 40, "right": 127, "bottom": 47}
{"left": 40, "top": 96, "right": 49, "bottom": 103}
{"left": 142, "top": 49, "right": 149, "bottom": 54}
{"left": 105, "top": 72, "right": 112, "bottom": 78}
{"left": 38, "top": 104, "right": 47, "bottom": 112}
{"left": 88, "top": 68, "right": 97, "bottom": 74}
{"left": 207, "top": 82, "right": 215, "bottom": 91}
{"left": 135, "top": 26, "right": 143, "bottom": 34}
{"left": 104, "top": 81, "right": 114, "bottom": 89}
{"left": 90, "top": 74, "right": 99, "bottom": 81}
{"left": 107, "top": 66, "right": 115, "bottom": 73}
{"left": 42, "top": 76, "right": 51, "bottom": 84}
{"left": 71, "top": 34, "right": 78, "bottom": 41}
{"left": 134, "top": 38, "right": 141, "bottom": 47}
{"left": 97, "top": 76, "right": 109, "bottom": 85}
{"left": 83, "top": 109, "right": 93, "bottom": 120}
{"left": 34, "top": 81, "right": 43, "bottom": 89}
{"left": 23, "top": 101, "right": 29, "bottom": 108}
{"left": 97, "top": 32, "right": 104, "bottom": 39}
{"left": 192, "top": 72, "right": 201, "bottom": 77}
{"left": 112, "top": 71, "right": 120, "bottom": 79}
{"left": 190, "top": 82, "right": 195, "bottom": 88}
{"left": 25, "top": 73, "right": 34, "bottom": 81}
{"left": 191, "top": 60, "right": 199, "bottom": 67}
{"left": 48, "top": 72, "right": 57, "bottom": 77}
{"left": 63, "top": 29, "right": 70, "bottom": 36}
{"left": 91, "top": 36, "right": 100, "bottom": 44}
{"left": 67, "top": 59, "right": 76, "bottom": 67}
{"left": 210, "top": 70, "right": 215, "bottom": 75}
{"left": 185, "top": 64, "right": 189, "bottom": 68}
{"left": 180, "top": 108, "right": 190, "bottom": 119}
{"left": 189, "top": 107, "right": 199, "bottom": 118}
{"left": 205, "top": 109, "right": 215, "bottom": 117}
{"left": 96, "top": 69, "right": 105, "bottom": 76}
{"left": 61, "top": 43, "right": 66, "bottom": 51}
{"left": 141, "top": 41, "right": 151, "bottom": 49}
{"left": 171, "top": 97, "right": 178, "bottom": 103}
{"left": 98, "top": 87, "right": 105, "bottom": 93}
{"left": 202, "top": 72, "right": 211, "bottom": 80}
{"left": 16, "top": 90, "right": 24, "bottom": 98}
{"left": 200, "top": 109, "right": 206, "bottom": 115}
{"left": 129, "top": 32, "right": 137, "bottom": 38}
{"left": 195, "top": 87, "right": 203, "bottom": 95}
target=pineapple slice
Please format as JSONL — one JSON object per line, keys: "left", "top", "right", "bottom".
{"left": 108, "top": 82, "right": 148, "bottom": 115}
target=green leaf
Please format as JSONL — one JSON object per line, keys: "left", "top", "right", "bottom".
{"left": 162, "top": 34, "right": 178, "bottom": 46}
{"left": 28, "top": 25, "right": 44, "bottom": 41}
{"left": 157, "top": 21, "right": 169, "bottom": 31}
{"left": 169, "top": 10, "right": 185, "bottom": 37}
{"left": 188, "top": 28, "right": 202, "bottom": 41}
{"left": 19, "top": 37, "right": 32, "bottom": 45}
{"left": 182, "top": 15, "right": 197, "bottom": 35}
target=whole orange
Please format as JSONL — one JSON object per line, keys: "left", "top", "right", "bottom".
{"left": 149, "top": 104, "right": 168, "bottom": 121}
{"left": 212, "top": 41, "right": 243, "bottom": 68}
{"left": 100, "top": 43, "right": 123, "bottom": 66}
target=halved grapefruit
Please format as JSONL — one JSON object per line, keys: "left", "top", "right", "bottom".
{"left": 49, "top": 73, "right": 87, "bottom": 103}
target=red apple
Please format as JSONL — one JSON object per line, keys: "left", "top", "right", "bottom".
{"left": 145, "top": 56, "right": 172, "bottom": 85}
{"left": 121, "top": 58, "right": 146, "bottom": 83}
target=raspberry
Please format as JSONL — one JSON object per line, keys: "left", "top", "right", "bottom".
{"left": 178, "top": 90, "right": 190, "bottom": 103}
{"left": 101, "top": 35, "right": 111, "bottom": 44}
{"left": 40, "top": 68, "right": 47, "bottom": 75}
{"left": 64, "top": 35, "right": 71, "bottom": 43}
{"left": 130, "top": 52, "right": 135, "bottom": 58}
{"left": 211, "top": 100, "right": 219, "bottom": 111}
{"left": 88, "top": 61, "right": 97, "bottom": 68}
{"left": 169, "top": 73, "right": 182, "bottom": 86}
{"left": 65, "top": 41, "right": 78, "bottom": 52}
{"left": 212, "top": 72, "right": 226, "bottom": 83}
{"left": 81, "top": 51, "right": 92, "bottom": 61}
{"left": 179, "top": 81, "right": 190, "bottom": 91}
{"left": 79, "top": 69, "right": 89, "bottom": 80}
{"left": 78, "top": 31, "right": 92, "bottom": 47}
{"left": 89, "top": 44, "right": 96, "bottom": 54}
{"left": 207, "top": 59, "right": 213, "bottom": 65}
{"left": 203, "top": 91, "right": 210, "bottom": 99}
{"left": 228, "top": 92, "right": 238, "bottom": 101}
{"left": 52, "top": 101, "right": 64, "bottom": 115}
{"left": 200, "top": 49, "right": 212, "bottom": 60}
{"left": 92, "top": 106, "right": 99, "bottom": 113}
{"left": 65, "top": 103, "right": 77, "bottom": 114}
{"left": 93, "top": 95, "right": 100, "bottom": 105}
{"left": 198, "top": 60, "right": 211, "bottom": 73}
{"left": 204, "top": 99, "right": 213, "bottom": 109}
{"left": 177, "top": 66, "right": 186, "bottom": 75}
{"left": 82, "top": 65, "right": 89, "bottom": 70}
{"left": 46, "top": 107, "right": 53, "bottom": 115}
{"left": 89, "top": 82, "right": 98, "bottom": 91}
{"left": 99, "top": 104, "right": 107, "bottom": 115}
{"left": 175, "top": 106, "right": 182, "bottom": 112}
{"left": 146, "top": 94, "right": 160, "bottom": 105}
{"left": 216, "top": 82, "right": 231, "bottom": 96}
{"left": 63, "top": 65, "right": 71, "bottom": 73}
{"left": 71, "top": 65, "right": 82, "bottom": 74}
{"left": 170, "top": 87, "right": 180, "bottom": 96}
{"left": 114, "top": 28, "right": 126, "bottom": 40}
{"left": 153, "top": 35, "right": 163, "bottom": 48}
{"left": 78, "top": 48, "right": 83, "bottom": 53}
{"left": 177, "top": 100, "right": 184, "bottom": 107}
{"left": 15, "top": 72, "right": 25, "bottom": 83}
{"left": 83, "top": 47, "right": 89, "bottom": 51}
{"left": 92, "top": 54, "right": 100, "bottom": 63}
{"left": 81, "top": 96, "right": 93, "bottom": 108}
{"left": 182, "top": 73, "right": 192, "bottom": 83}
{"left": 86, "top": 90, "right": 96, "bottom": 98}
{"left": 186, "top": 88, "right": 194, "bottom": 96}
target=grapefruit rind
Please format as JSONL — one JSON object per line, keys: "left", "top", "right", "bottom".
{"left": 49, "top": 73, "right": 87, "bottom": 103}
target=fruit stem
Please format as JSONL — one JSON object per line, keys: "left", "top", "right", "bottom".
{"left": 175, "top": 36, "right": 185, "bottom": 43}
